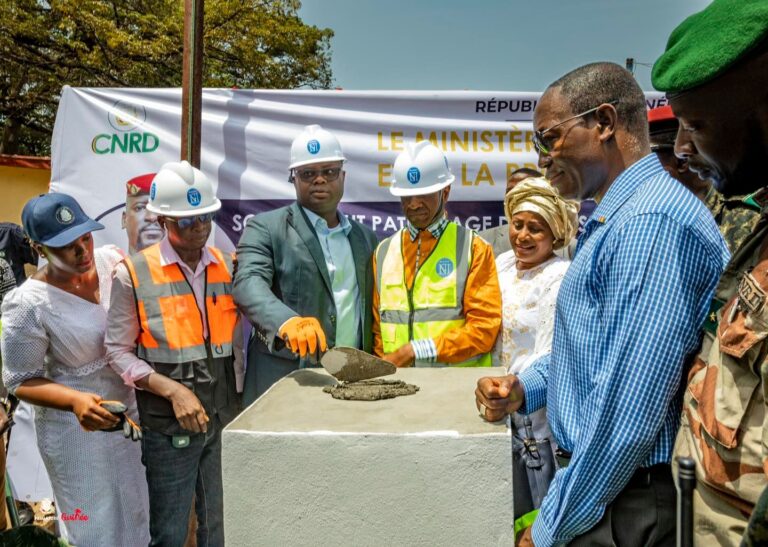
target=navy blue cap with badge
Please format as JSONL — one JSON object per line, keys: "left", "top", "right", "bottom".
{"left": 22, "top": 193, "right": 104, "bottom": 247}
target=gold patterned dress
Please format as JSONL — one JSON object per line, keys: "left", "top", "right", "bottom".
{"left": 492, "top": 251, "right": 570, "bottom": 440}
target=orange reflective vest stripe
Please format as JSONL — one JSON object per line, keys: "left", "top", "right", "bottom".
{"left": 124, "top": 243, "right": 238, "bottom": 363}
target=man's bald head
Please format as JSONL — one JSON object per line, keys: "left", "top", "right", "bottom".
{"left": 534, "top": 62, "right": 650, "bottom": 200}
{"left": 547, "top": 62, "right": 649, "bottom": 152}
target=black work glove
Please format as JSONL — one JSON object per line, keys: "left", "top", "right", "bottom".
{"left": 99, "top": 400, "right": 143, "bottom": 441}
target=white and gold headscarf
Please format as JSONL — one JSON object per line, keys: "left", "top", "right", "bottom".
{"left": 504, "top": 177, "right": 578, "bottom": 250}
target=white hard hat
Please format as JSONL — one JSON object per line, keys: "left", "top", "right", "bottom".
{"left": 390, "top": 141, "right": 455, "bottom": 197}
{"left": 289, "top": 124, "right": 346, "bottom": 170}
{"left": 146, "top": 161, "right": 221, "bottom": 217}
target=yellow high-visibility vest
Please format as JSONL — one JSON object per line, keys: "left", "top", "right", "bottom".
{"left": 376, "top": 222, "right": 491, "bottom": 367}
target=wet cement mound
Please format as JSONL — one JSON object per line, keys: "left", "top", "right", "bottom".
{"left": 323, "top": 379, "right": 420, "bottom": 401}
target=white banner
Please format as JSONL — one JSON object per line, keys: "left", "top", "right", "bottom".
{"left": 51, "top": 87, "right": 667, "bottom": 251}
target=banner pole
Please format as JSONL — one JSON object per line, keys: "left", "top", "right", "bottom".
{"left": 182, "top": 0, "right": 204, "bottom": 167}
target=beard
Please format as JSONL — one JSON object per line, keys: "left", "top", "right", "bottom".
{"left": 716, "top": 118, "right": 768, "bottom": 197}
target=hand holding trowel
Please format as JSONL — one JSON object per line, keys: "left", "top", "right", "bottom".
{"left": 278, "top": 316, "right": 328, "bottom": 357}
{"left": 278, "top": 316, "right": 394, "bottom": 383}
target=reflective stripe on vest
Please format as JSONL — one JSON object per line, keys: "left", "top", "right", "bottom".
{"left": 376, "top": 222, "right": 491, "bottom": 367}
{"left": 124, "top": 244, "right": 238, "bottom": 363}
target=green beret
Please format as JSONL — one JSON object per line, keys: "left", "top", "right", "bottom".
{"left": 652, "top": 0, "right": 768, "bottom": 93}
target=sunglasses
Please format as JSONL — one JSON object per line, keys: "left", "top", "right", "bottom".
{"left": 165, "top": 213, "right": 216, "bottom": 229}
{"left": 294, "top": 167, "right": 342, "bottom": 183}
{"left": 532, "top": 100, "right": 619, "bottom": 156}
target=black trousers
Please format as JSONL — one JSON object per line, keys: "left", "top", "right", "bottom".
{"left": 569, "top": 464, "right": 676, "bottom": 547}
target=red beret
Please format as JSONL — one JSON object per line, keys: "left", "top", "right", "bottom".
{"left": 125, "top": 173, "right": 156, "bottom": 196}
{"left": 647, "top": 105, "right": 675, "bottom": 124}
{"left": 647, "top": 105, "right": 679, "bottom": 137}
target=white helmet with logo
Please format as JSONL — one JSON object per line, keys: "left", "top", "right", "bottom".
{"left": 390, "top": 141, "right": 455, "bottom": 197}
{"left": 146, "top": 160, "right": 221, "bottom": 217}
{"left": 289, "top": 124, "right": 346, "bottom": 170}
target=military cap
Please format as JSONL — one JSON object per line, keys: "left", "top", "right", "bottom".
{"left": 652, "top": 0, "right": 768, "bottom": 93}
{"left": 125, "top": 173, "right": 155, "bottom": 196}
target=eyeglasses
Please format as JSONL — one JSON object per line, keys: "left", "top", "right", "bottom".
{"left": 165, "top": 213, "right": 216, "bottom": 229}
{"left": 532, "top": 100, "right": 619, "bottom": 156}
{"left": 294, "top": 167, "right": 342, "bottom": 183}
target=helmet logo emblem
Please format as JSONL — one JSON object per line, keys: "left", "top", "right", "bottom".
{"left": 56, "top": 206, "right": 75, "bottom": 225}
{"left": 307, "top": 139, "right": 321, "bottom": 154}
{"left": 407, "top": 167, "right": 421, "bottom": 184}
{"left": 150, "top": 182, "right": 157, "bottom": 201}
{"left": 187, "top": 188, "right": 202, "bottom": 207}
{"left": 436, "top": 258, "right": 454, "bottom": 278}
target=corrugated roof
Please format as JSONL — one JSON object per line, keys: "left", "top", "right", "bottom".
{"left": 0, "top": 155, "right": 51, "bottom": 170}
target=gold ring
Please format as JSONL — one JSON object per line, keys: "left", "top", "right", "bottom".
{"left": 478, "top": 403, "right": 487, "bottom": 417}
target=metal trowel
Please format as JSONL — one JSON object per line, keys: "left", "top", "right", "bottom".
{"left": 320, "top": 346, "right": 396, "bottom": 383}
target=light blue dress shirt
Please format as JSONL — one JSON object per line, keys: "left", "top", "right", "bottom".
{"left": 517, "top": 155, "right": 730, "bottom": 546}
{"left": 302, "top": 208, "right": 361, "bottom": 347}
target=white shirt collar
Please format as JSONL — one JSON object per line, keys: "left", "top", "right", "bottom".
{"left": 302, "top": 207, "right": 352, "bottom": 235}
{"left": 158, "top": 236, "right": 217, "bottom": 274}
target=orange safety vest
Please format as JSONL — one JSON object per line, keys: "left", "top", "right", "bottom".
{"left": 124, "top": 243, "right": 238, "bottom": 364}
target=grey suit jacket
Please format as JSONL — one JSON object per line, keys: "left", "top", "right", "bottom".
{"left": 478, "top": 224, "right": 512, "bottom": 257}
{"left": 233, "top": 202, "right": 378, "bottom": 403}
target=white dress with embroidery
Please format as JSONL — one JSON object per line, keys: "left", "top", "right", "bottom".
{"left": 1, "top": 246, "right": 149, "bottom": 547}
{"left": 492, "top": 251, "right": 570, "bottom": 441}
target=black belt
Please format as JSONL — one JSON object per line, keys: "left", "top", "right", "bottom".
{"left": 627, "top": 463, "right": 672, "bottom": 488}
{"left": 554, "top": 450, "right": 671, "bottom": 488}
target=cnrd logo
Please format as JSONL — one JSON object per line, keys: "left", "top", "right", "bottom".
{"left": 92, "top": 100, "right": 159, "bottom": 155}
{"left": 108, "top": 101, "right": 146, "bottom": 131}
{"left": 92, "top": 132, "right": 159, "bottom": 154}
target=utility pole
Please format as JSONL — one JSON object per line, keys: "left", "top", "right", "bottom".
{"left": 181, "top": 0, "right": 204, "bottom": 167}
{"left": 625, "top": 58, "right": 635, "bottom": 74}
{"left": 178, "top": 11, "right": 205, "bottom": 542}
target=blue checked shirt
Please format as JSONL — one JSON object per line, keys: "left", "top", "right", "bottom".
{"left": 517, "top": 154, "right": 730, "bottom": 546}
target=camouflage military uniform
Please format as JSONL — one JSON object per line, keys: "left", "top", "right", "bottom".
{"left": 674, "top": 195, "right": 768, "bottom": 546}
{"left": 743, "top": 484, "right": 768, "bottom": 546}
{"left": 705, "top": 188, "right": 761, "bottom": 254}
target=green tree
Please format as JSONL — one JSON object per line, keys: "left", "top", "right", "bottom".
{"left": 0, "top": 0, "right": 333, "bottom": 155}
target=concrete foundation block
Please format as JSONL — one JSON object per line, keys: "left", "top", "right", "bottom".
{"left": 223, "top": 367, "right": 512, "bottom": 546}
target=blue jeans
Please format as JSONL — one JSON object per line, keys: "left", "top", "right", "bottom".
{"left": 141, "top": 417, "right": 225, "bottom": 547}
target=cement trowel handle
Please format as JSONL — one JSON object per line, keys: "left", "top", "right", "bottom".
{"left": 307, "top": 346, "right": 328, "bottom": 365}
{"left": 282, "top": 333, "right": 327, "bottom": 365}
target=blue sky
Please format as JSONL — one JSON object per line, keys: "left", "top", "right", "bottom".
{"left": 299, "top": 0, "right": 711, "bottom": 92}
